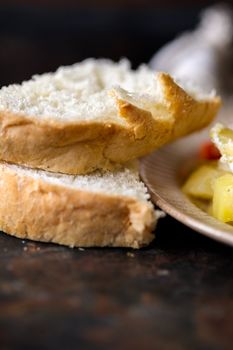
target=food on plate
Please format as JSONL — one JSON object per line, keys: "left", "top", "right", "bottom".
{"left": 211, "top": 123, "right": 233, "bottom": 169}
{"left": 212, "top": 174, "right": 233, "bottom": 222}
{"left": 182, "top": 163, "right": 224, "bottom": 200}
{"left": 183, "top": 123, "right": 233, "bottom": 224}
{"left": 0, "top": 59, "right": 221, "bottom": 247}
{"left": 198, "top": 141, "right": 221, "bottom": 160}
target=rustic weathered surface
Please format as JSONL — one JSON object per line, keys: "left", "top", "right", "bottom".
{"left": 0, "top": 216, "right": 232, "bottom": 350}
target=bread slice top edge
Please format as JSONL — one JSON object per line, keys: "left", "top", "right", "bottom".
{"left": 0, "top": 59, "right": 221, "bottom": 175}
{"left": 0, "top": 160, "right": 152, "bottom": 204}
{"left": 0, "top": 58, "right": 220, "bottom": 123}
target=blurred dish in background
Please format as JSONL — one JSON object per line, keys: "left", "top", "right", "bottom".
{"left": 150, "top": 4, "right": 233, "bottom": 96}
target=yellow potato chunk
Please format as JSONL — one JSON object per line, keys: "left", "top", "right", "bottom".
{"left": 212, "top": 174, "right": 233, "bottom": 223}
{"left": 182, "top": 164, "right": 224, "bottom": 200}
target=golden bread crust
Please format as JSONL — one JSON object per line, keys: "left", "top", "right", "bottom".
{"left": 0, "top": 73, "right": 221, "bottom": 174}
{"left": 0, "top": 163, "right": 156, "bottom": 248}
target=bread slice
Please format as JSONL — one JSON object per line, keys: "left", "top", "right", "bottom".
{"left": 0, "top": 161, "right": 162, "bottom": 248}
{"left": 0, "top": 59, "right": 221, "bottom": 175}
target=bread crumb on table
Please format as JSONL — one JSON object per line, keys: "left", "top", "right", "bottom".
{"left": 126, "top": 252, "right": 135, "bottom": 258}
{"left": 157, "top": 269, "right": 169, "bottom": 276}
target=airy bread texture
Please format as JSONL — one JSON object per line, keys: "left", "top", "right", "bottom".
{"left": 0, "top": 162, "right": 161, "bottom": 248}
{"left": 0, "top": 59, "right": 221, "bottom": 174}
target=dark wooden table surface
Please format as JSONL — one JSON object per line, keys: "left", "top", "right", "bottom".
{"left": 0, "top": 215, "right": 232, "bottom": 350}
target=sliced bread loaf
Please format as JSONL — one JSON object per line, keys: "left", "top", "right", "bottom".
{"left": 0, "top": 161, "right": 162, "bottom": 248}
{"left": 0, "top": 59, "right": 221, "bottom": 174}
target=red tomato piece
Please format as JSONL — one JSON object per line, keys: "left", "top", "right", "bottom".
{"left": 199, "top": 141, "right": 221, "bottom": 160}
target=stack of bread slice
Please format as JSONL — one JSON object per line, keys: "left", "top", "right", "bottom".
{"left": 0, "top": 59, "right": 221, "bottom": 248}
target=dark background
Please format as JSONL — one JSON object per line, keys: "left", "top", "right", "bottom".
{"left": 0, "top": 0, "right": 231, "bottom": 86}
{"left": 0, "top": 1, "right": 233, "bottom": 350}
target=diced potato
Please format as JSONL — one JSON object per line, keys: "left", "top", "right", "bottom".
{"left": 182, "top": 164, "right": 224, "bottom": 200}
{"left": 212, "top": 174, "right": 233, "bottom": 223}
